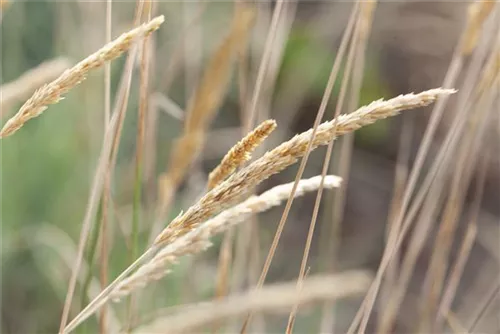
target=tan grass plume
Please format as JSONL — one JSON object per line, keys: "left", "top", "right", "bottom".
{"left": 113, "top": 175, "right": 342, "bottom": 299}
{"left": 0, "top": 15, "right": 165, "bottom": 138}
{"left": 207, "top": 119, "right": 277, "bottom": 190}
{"left": 155, "top": 88, "right": 456, "bottom": 246}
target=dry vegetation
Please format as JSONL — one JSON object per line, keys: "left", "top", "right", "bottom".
{"left": 1, "top": 1, "right": 499, "bottom": 334}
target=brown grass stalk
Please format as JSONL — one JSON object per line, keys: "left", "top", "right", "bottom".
{"left": 59, "top": 110, "right": 122, "bottom": 334}
{"left": 315, "top": 2, "right": 375, "bottom": 333}
{"left": 241, "top": 5, "right": 360, "bottom": 332}
{"left": 374, "top": 27, "right": 496, "bottom": 334}
{"left": 125, "top": 1, "right": 153, "bottom": 330}
{"left": 151, "top": 5, "right": 256, "bottom": 240}
{"left": 339, "top": 3, "right": 377, "bottom": 330}
{"left": 462, "top": 0, "right": 497, "bottom": 55}
{"left": 131, "top": 271, "right": 372, "bottom": 334}
{"left": 60, "top": 4, "right": 151, "bottom": 332}
{"left": 99, "top": 1, "right": 113, "bottom": 333}
{"left": 208, "top": 119, "right": 277, "bottom": 190}
{"left": 419, "top": 124, "right": 485, "bottom": 330}
{"left": 0, "top": 16, "right": 164, "bottom": 138}
{"left": 350, "top": 2, "right": 495, "bottom": 331}
{"left": 227, "top": 5, "right": 297, "bottom": 331}
{"left": 436, "top": 223, "right": 477, "bottom": 331}
{"left": 419, "top": 55, "right": 499, "bottom": 330}
{"left": 0, "top": 57, "right": 71, "bottom": 118}
{"left": 287, "top": 2, "right": 371, "bottom": 331}
{"left": 378, "top": 110, "right": 414, "bottom": 311}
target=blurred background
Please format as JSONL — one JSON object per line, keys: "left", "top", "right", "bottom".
{"left": 1, "top": 1, "right": 499, "bottom": 333}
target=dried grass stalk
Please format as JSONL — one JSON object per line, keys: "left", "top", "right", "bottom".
{"left": 207, "top": 119, "right": 277, "bottom": 190}
{"left": 462, "top": 0, "right": 496, "bottom": 55}
{"left": 131, "top": 271, "right": 372, "bottom": 334}
{"left": 157, "top": 6, "right": 256, "bottom": 210}
{"left": 0, "top": 15, "right": 165, "bottom": 138}
{"left": 155, "top": 88, "right": 455, "bottom": 246}
{"left": 0, "top": 58, "right": 71, "bottom": 117}
{"left": 113, "top": 175, "right": 342, "bottom": 300}
{"left": 477, "top": 47, "right": 500, "bottom": 97}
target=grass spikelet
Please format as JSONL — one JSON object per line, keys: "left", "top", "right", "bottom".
{"left": 0, "top": 57, "right": 71, "bottom": 117}
{"left": 0, "top": 15, "right": 165, "bottom": 138}
{"left": 207, "top": 119, "right": 277, "bottom": 190}
{"left": 155, "top": 88, "right": 455, "bottom": 246}
{"left": 462, "top": 0, "right": 496, "bottom": 55}
{"left": 113, "top": 175, "right": 342, "bottom": 300}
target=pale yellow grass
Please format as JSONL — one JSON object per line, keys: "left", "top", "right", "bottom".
{"left": 0, "top": 15, "right": 164, "bottom": 138}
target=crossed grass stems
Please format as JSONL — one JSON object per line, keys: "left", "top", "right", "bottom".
{"left": 7, "top": 3, "right": 494, "bottom": 333}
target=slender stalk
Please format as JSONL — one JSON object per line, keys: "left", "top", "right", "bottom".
{"left": 350, "top": 2, "right": 495, "bottom": 331}
{"left": 80, "top": 199, "right": 103, "bottom": 334}
{"left": 287, "top": 1, "right": 373, "bottom": 331}
{"left": 99, "top": 1, "right": 112, "bottom": 332}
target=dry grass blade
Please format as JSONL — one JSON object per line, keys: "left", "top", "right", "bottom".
{"left": 131, "top": 271, "right": 372, "bottom": 334}
{"left": 155, "top": 89, "right": 455, "bottom": 247}
{"left": 318, "top": 2, "right": 376, "bottom": 332}
{"left": 462, "top": 0, "right": 497, "bottom": 55}
{"left": 437, "top": 223, "right": 477, "bottom": 331}
{"left": 375, "top": 33, "right": 495, "bottom": 333}
{"left": 351, "top": 3, "right": 496, "bottom": 331}
{"left": 152, "top": 5, "right": 256, "bottom": 239}
{"left": 0, "top": 15, "right": 165, "bottom": 138}
{"left": 61, "top": 6, "right": 153, "bottom": 329}
{"left": 0, "top": 57, "right": 71, "bottom": 118}
{"left": 288, "top": 1, "right": 363, "bottom": 329}
{"left": 207, "top": 119, "right": 277, "bottom": 190}
{"left": 63, "top": 175, "right": 341, "bottom": 332}
{"left": 99, "top": 2, "right": 113, "bottom": 333}
{"left": 59, "top": 108, "right": 126, "bottom": 334}
{"left": 419, "top": 51, "right": 498, "bottom": 331}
